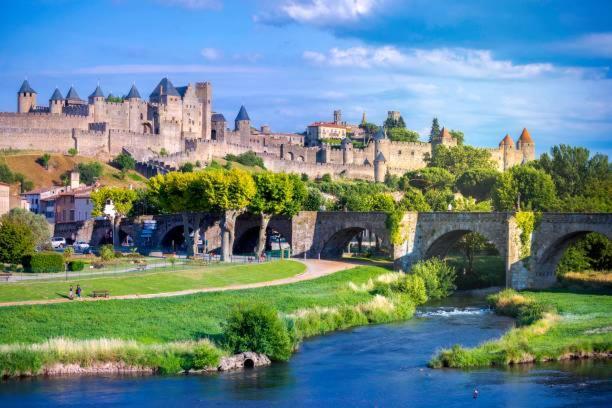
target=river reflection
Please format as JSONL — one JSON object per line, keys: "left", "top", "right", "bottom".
{"left": 1, "top": 296, "right": 611, "bottom": 407}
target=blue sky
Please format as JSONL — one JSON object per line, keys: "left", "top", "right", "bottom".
{"left": 1, "top": 0, "right": 611, "bottom": 155}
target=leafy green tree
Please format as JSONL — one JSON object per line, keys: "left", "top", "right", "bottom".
{"left": 492, "top": 165, "right": 557, "bottom": 211}
{"left": 535, "top": 145, "right": 609, "bottom": 198}
{"left": 0, "top": 163, "right": 33, "bottom": 193}
{"left": 428, "top": 117, "right": 440, "bottom": 142}
{"left": 455, "top": 168, "right": 499, "bottom": 201}
{"left": 370, "top": 193, "right": 396, "bottom": 212}
{"left": 38, "top": 153, "right": 51, "bottom": 170}
{"left": 225, "top": 151, "right": 265, "bottom": 168}
{"left": 112, "top": 152, "right": 136, "bottom": 171}
{"left": 179, "top": 162, "right": 194, "bottom": 173}
{"left": 449, "top": 130, "right": 464, "bottom": 145}
{"left": 249, "top": 172, "right": 305, "bottom": 256}
{"left": 428, "top": 145, "right": 495, "bottom": 175}
{"left": 402, "top": 167, "right": 455, "bottom": 192}
{"left": 3, "top": 208, "right": 51, "bottom": 249}
{"left": 76, "top": 162, "right": 103, "bottom": 185}
{"left": 557, "top": 232, "right": 611, "bottom": 274}
{"left": 398, "top": 189, "right": 431, "bottom": 212}
{"left": 302, "top": 188, "right": 325, "bottom": 211}
{"left": 425, "top": 189, "right": 454, "bottom": 211}
{"left": 0, "top": 217, "right": 35, "bottom": 264}
{"left": 91, "top": 186, "right": 137, "bottom": 247}
{"left": 452, "top": 196, "right": 492, "bottom": 212}
{"left": 359, "top": 122, "right": 379, "bottom": 135}
{"left": 384, "top": 116, "right": 406, "bottom": 129}
{"left": 387, "top": 128, "right": 420, "bottom": 142}
{"left": 456, "top": 233, "right": 489, "bottom": 274}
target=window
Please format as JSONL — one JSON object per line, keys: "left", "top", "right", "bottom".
{"left": 70, "top": 196, "right": 75, "bottom": 203}
{"left": 70, "top": 210, "right": 75, "bottom": 221}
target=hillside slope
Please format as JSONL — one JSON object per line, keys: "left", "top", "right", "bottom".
{"left": 0, "top": 151, "right": 146, "bottom": 190}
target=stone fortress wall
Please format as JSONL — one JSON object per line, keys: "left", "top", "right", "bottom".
{"left": 1, "top": 78, "right": 536, "bottom": 181}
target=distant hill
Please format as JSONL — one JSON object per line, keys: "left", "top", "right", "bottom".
{"left": 0, "top": 151, "right": 146, "bottom": 191}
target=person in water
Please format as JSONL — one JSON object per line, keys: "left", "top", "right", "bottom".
{"left": 473, "top": 388, "right": 479, "bottom": 399}
{"left": 76, "top": 284, "right": 82, "bottom": 299}
{"left": 69, "top": 285, "right": 74, "bottom": 300}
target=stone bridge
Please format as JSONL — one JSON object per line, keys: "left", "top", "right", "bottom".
{"left": 57, "top": 211, "right": 612, "bottom": 289}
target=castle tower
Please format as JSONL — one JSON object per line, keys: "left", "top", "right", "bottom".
{"left": 211, "top": 113, "right": 226, "bottom": 141}
{"left": 498, "top": 134, "right": 515, "bottom": 171}
{"left": 234, "top": 105, "right": 251, "bottom": 134}
{"left": 88, "top": 84, "right": 105, "bottom": 122}
{"left": 126, "top": 84, "right": 143, "bottom": 133}
{"left": 516, "top": 128, "right": 535, "bottom": 162}
{"left": 341, "top": 138, "right": 353, "bottom": 165}
{"left": 431, "top": 127, "right": 457, "bottom": 148}
{"left": 387, "top": 111, "right": 401, "bottom": 122}
{"left": 333, "top": 109, "right": 342, "bottom": 125}
{"left": 361, "top": 111, "right": 367, "bottom": 125}
{"left": 374, "top": 151, "right": 387, "bottom": 183}
{"left": 49, "top": 88, "right": 64, "bottom": 114}
{"left": 195, "top": 82, "right": 212, "bottom": 140}
{"left": 17, "top": 80, "right": 37, "bottom": 113}
{"left": 65, "top": 86, "right": 85, "bottom": 105}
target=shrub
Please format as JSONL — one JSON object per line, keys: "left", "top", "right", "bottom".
{"left": 68, "top": 260, "right": 85, "bottom": 271}
{"left": 99, "top": 244, "right": 115, "bottom": 261}
{"left": 394, "top": 274, "right": 428, "bottom": 305}
{"left": 63, "top": 246, "right": 74, "bottom": 259}
{"left": 23, "top": 251, "right": 65, "bottom": 273}
{"left": 76, "top": 162, "right": 103, "bottom": 185}
{"left": 190, "top": 342, "right": 223, "bottom": 370}
{"left": 0, "top": 217, "right": 35, "bottom": 264}
{"left": 411, "top": 258, "right": 457, "bottom": 299}
{"left": 222, "top": 303, "right": 293, "bottom": 361}
{"left": 112, "top": 152, "right": 136, "bottom": 171}
{"left": 67, "top": 148, "right": 77, "bottom": 156}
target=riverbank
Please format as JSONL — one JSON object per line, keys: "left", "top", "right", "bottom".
{"left": 430, "top": 288, "right": 612, "bottom": 368}
{"left": 0, "top": 264, "right": 448, "bottom": 377}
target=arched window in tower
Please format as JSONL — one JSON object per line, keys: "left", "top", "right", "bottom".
{"left": 140, "top": 113, "right": 144, "bottom": 120}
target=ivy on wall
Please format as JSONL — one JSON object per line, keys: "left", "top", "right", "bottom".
{"left": 386, "top": 210, "right": 406, "bottom": 245}
{"left": 515, "top": 211, "right": 541, "bottom": 259}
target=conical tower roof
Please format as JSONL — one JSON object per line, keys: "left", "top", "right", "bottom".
{"left": 149, "top": 77, "right": 180, "bottom": 98}
{"left": 65, "top": 86, "right": 82, "bottom": 102}
{"left": 18, "top": 80, "right": 36, "bottom": 94}
{"left": 235, "top": 105, "right": 250, "bottom": 121}
{"left": 89, "top": 85, "right": 104, "bottom": 99}
{"left": 499, "top": 134, "right": 514, "bottom": 147}
{"left": 374, "top": 151, "right": 387, "bottom": 162}
{"left": 50, "top": 88, "right": 64, "bottom": 101}
{"left": 517, "top": 128, "right": 533, "bottom": 144}
{"left": 126, "top": 84, "right": 141, "bottom": 99}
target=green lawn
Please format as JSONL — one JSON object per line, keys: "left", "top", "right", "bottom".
{"left": 0, "top": 261, "right": 305, "bottom": 302}
{"left": 0, "top": 265, "right": 388, "bottom": 344}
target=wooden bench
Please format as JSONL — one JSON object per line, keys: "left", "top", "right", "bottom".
{"left": 0, "top": 272, "right": 12, "bottom": 281}
{"left": 92, "top": 290, "right": 109, "bottom": 298}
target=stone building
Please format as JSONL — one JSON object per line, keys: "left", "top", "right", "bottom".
{"left": 2, "top": 79, "right": 535, "bottom": 182}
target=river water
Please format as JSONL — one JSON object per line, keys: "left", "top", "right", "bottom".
{"left": 2, "top": 296, "right": 611, "bottom": 407}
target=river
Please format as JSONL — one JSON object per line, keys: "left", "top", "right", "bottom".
{"left": 1, "top": 295, "right": 610, "bottom": 407}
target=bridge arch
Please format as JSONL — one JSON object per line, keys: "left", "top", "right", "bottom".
{"left": 423, "top": 227, "right": 506, "bottom": 260}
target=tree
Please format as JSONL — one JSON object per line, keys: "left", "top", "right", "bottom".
{"left": 3, "top": 208, "right": 51, "bottom": 249}
{"left": 428, "top": 117, "right": 440, "bottom": 142}
{"left": 387, "top": 128, "right": 420, "bottom": 142}
{"left": 455, "top": 168, "right": 499, "bottom": 201}
{"left": 402, "top": 167, "right": 455, "bottom": 192}
{"left": 384, "top": 116, "right": 406, "bottom": 129}
{"left": 38, "top": 153, "right": 51, "bottom": 170}
{"left": 370, "top": 193, "right": 396, "bottom": 212}
{"left": 179, "top": 162, "right": 195, "bottom": 173}
{"left": 452, "top": 196, "right": 492, "bottom": 212}
{"left": 492, "top": 166, "right": 557, "bottom": 211}
{"left": 428, "top": 145, "right": 495, "bottom": 175}
{"left": 91, "top": 186, "right": 137, "bottom": 248}
{"left": 449, "top": 130, "right": 464, "bottom": 145}
{"left": 424, "top": 189, "right": 454, "bottom": 211}
{"left": 303, "top": 188, "right": 324, "bottom": 211}
{"left": 398, "top": 189, "right": 431, "bottom": 212}
{"left": 535, "top": 145, "right": 609, "bottom": 198}
{"left": 249, "top": 172, "right": 305, "bottom": 256}
{"left": 76, "top": 162, "right": 103, "bottom": 185}
{"left": 359, "top": 122, "right": 379, "bottom": 135}
{"left": 456, "top": 233, "right": 489, "bottom": 274}
{"left": 225, "top": 151, "right": 265, "bottom": 169}
{"left": 112, "top": 152, "right": 136, "bottom": 171}
{"left": 0, "top": 217, "right": 35, "bottom": 264}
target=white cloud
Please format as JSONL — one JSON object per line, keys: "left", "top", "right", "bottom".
{"left": 201, "top": 47, "right": 222, "bottom": 61}
{"left": 302, "top": 45, "right": 604, "bottom": 80}
{"left": 155, "top": 0, "right": 221, "bottom": 10}
{"left": 559, "top": 32, "right": 612, "bottom": 58}
{"left": 256, "top": 0, "right": 382, "bottom": 25}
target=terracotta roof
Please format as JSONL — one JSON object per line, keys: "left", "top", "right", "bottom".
{"left": 309, "top": 122, "right": 346, "bottom": 129}
{"left": 439, "top": 127, "right": 452, "bottom": 140}
{"left": 518, "top": 128, "right": 534, "bottom": 144}
{"left": 499, "top": 134, "right": 515, "bottom": 147}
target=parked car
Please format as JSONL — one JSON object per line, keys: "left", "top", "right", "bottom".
{"left": 73, "top": 241, "right": 91, "bottom": 253}
{"left": 51, "top": 237, "right": 66, "bottom": 249}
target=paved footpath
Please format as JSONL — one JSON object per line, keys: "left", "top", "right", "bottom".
{"left": 0, "top": 259, "right": 356, "bottom": 308}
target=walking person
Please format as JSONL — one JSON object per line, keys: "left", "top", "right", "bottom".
{"left": 76, "top": 284, "right": 82, "bottom": 300}
{"left": 69, "top": 285, "right": 74, "bottom": 300}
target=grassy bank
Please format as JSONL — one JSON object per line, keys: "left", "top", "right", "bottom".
{"left": 430, "top": 288, "right": 612, "bottom": 368}
{"left": 0, "top": 260, "right": 304, "bottom": 302}
{"left": 1, "top": 264, "right": 445, "bottom": 377}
